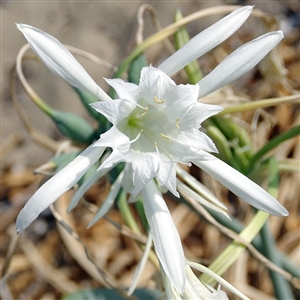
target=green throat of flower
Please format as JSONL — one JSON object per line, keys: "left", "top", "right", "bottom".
{"left": 120, "top": 96, "right": 177, "bottom": 155}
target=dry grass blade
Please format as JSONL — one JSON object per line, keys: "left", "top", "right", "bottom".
{"left": 51, "top": 194, "right": 139, "bottom": 300}
{"left": 18, "top": 234, "right": 80, "bottom": 294}
{"left": 1, "top": 233, "right": 20, "bottom": 278}
{"left": 11, "top": 47, "right": 60, "bottom": 152}
{"left": 136, "top": 4, "right": 174, "bottom": 55}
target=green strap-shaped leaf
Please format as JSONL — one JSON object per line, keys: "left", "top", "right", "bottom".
{"left": 174, "top": 9, "right": 203, "bottom": 83}
{"left": 73, "top": 87, "right": 102, "bottom": 121}
{"left": 128, "top": 54, "right": 148, "bottom": 85}
{"left": 52, "top": 110, "right": 96, "bottom": 144}
{"left": 248, "top": 125, "right": 300, "bottom": 172}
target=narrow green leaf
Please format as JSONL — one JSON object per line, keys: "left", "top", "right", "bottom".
{"left": 49, "top": 151, "right": 79, "bottom": 171}
{"left": 212, "top": 116, "right": 253, "bottom": 154}
{"left": 248, "top": 125, "right": 300, "bottom": 172}
{"left": 78, "top": 159, "right": 101, "bottom": 186}
{"left": 73, "top": 87, "right": 102, "bottom": 121}
{"left": 174, "top": 10, "right": 203, "bottom": 83}
{"left": 206, "top": 124, "right": 241, "bottom": 171}
{"left": 52, "top": 110, "right": 96, "bottom": 144}
{"left": 134, "top": 199, "right": 149, "bottom": 231}
{"left": 128, "top": 54, "right": 148, "bottom": 85}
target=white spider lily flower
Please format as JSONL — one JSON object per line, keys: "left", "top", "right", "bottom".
{"left": 16, "top": 144, "right": 105, "bottom": 233}
{"left": 15, "top": 6, "right": 289, "bottom": 295}
{"left": 16, "top": 24, "right": 112, "bottom": 102}
{"left": 91, "top": 65, "right": 222, "bottom": 198}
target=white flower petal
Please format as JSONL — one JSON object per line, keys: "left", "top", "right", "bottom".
{"left": 87, "top": 170, "right": 124, "bottom": 228}
{"left": 198, "top": 31, "right": 284, "bottom": 98}
{"left": 193, "top": 153, "right": 289, "bottom": 217}
{"left": 95, "top": 126, "right": 129, "bottom": 149}
{"left": 156, "top": 153, "right": 179, "bottom": 197}
{"left": 67, "top": 166, "right": 112, "bottom": 213}
{"left": 173, "top": 130, "right": 218, "bottom": 161}
{"left": 162, "top": 268, "right": 182, "bottom": 300}
{"left": 142, "top": 180, "right": 186, "bottom": 294}
{"left": 127, "top": 232, "right": 153, "bottom": 296}
{"left": 139, "top": 66, "right": 176, "bottom": 105}
{"left": 178, "top": 102, "right": 223, "bottom": 129}
{"left": 16, "top": 144, "right": 105, "bottom": 233}
{"left": 130, "top": 152, "right": 160, "bottom": 197}
{"left": 95, "top": 126, "right": 131, "bottom": 169}
{"left": 91, "top": 99, "right": 135, "bottom": 124}
{"left": 158, "top": 6, "right": 253, "bottom": 76}
{"left": 104, "top": 78, "right": 139, "bottom": 102}
{"left": 17, "top": 23, "right": 112, "bottom": 101}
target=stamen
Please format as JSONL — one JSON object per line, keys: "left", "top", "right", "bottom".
{"left": 141, "top": 106, "right": 148, "bottom": 116}
{"left": 161, "top": 133, "right": 170, "bottom": 139}
{"left": 176, "top": 118, "right": 180, "bottom": 128}
{"left": 122, "top": 98, "right": 147, "bottom": 111}
{"left": 130, "top": 129, "right": 143, "bottom": 144}
{"left": 154, "top": 96, "right": 164, "bottom": 104}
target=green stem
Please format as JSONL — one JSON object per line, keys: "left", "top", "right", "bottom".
{"left": 117, "top": 190, "right": 141, "bottom": 234}
{"left": 219, "top": 95, "right": 299, "bottom": 116}
{"left": 205, "top": 208, "right": 300, "bottom": 279}
{"left": 200, "top": 210, "right": 270, "bottom": 285}
{"left": 248, "top": 125, "right": 300, "bottom": 172}
{"left": 27, "top": 91, "right": 54, "bottom": 117}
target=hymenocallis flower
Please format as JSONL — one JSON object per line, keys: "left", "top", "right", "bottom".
{"left": 15, "top": 6, "right": 288, "bottom": 296}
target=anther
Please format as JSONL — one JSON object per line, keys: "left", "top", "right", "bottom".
{"left": 130, "top": 130, "right": 143, "bottom": 144}
{"left": 161, "top": 133, "right": 170, "bottom": 139}
{"left": 141, "top": 106, "right": 148, "bottom": 116}
{"left": 154, "top": 96, "right": 164, "bottom": 104}
{"left": 175, "top": 118, "right": 180, "bottom": 128}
